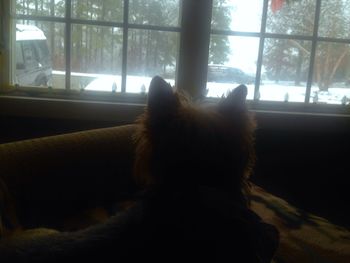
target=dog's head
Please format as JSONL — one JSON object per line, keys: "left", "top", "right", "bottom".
{"left": 134, "top": 76, "right": 256, "bottom": 200}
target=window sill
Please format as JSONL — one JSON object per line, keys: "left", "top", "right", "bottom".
{"left": 1, "top": 93, "right": 349, "bottom": 132}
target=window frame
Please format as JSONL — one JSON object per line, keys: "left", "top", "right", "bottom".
{"left": 210, "top": 0, "right": 350, "bottom": 106}
{"left": 11, "top": 0, "right": 181, "bottom": 93}
{"left": 0, "top": 0, "right": 350, "bottom": 120}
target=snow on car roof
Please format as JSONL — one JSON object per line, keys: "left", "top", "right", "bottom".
{"left": 16, "top": 24, "right": 47, "bottom": 41}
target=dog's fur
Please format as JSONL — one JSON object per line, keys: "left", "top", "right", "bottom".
{"left": 134, "top": 76, "right": 256, "bottom": 203}
{"left": 0, "top": 76, "right": 278, "bottom": 262}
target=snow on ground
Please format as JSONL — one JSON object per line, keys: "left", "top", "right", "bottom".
{"left": 52, "top": 71, "right": 350, "bottom": 105}
{"left": 207, "top": 81, "right": 350, "bottom": 104}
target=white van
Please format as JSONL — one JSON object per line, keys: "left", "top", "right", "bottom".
{"left": 15, "top": 24, "right": 52, "bottom": 86}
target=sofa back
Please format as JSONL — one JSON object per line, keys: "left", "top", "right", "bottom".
{"left": 0, "top": 124, "right": 138, "bottom": 230}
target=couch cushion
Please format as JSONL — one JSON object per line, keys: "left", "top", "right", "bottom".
{"left": 0, "top": 124, "right": 139, "bottom": 230}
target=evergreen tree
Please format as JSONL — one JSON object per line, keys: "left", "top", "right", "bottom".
{"left": 209, "top": 0, "right": 231, "bottom": 64}
{"left": 15, "top": 0, "right": 232, "bottom": 78}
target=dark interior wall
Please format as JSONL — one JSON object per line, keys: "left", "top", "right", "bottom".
{"left": 1, "top": 112, "right": 349, "bottom": 227}
{"left": 252, "top": 113, "right": 350, "bottom": 228}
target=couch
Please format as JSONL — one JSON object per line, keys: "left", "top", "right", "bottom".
{"left": 0, "top": 124, "right": 138, "bottom": 233}
{"left": 0, "top": 124, "right": 349, "bottom": 262}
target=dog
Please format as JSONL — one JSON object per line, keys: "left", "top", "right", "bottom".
{"left": 0, "top": 76, "right": 278, "bottom": 262}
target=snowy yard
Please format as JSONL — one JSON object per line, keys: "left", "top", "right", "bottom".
{"left": 52, "top": 71, "right": 350, "bottom": 105}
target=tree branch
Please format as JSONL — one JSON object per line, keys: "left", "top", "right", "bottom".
{"left": 288, "top": 39, "right": 310, "bottom": 56}
{"left": 330, "top": 48, "right": 349, "bottom": 82}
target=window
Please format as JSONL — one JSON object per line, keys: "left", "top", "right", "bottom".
{"left": 12, "top": 0, "right": 180, "bottom": 94}
{"left": 1, "top": 0, "right": 350, "bottom": 113}
{"left": 208, "top": 0, "right": 350, "bottom": 106}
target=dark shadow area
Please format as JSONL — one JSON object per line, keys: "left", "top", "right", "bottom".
{"left": 1, "top": 112, "right": 349, "bottom": 228}
{"left": 252, "top": 113, "right": 350, "bottom": 228}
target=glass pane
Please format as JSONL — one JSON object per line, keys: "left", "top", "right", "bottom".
{"left": 266, "top": 0, "right": 316, "bottom": 36}
{"left": 212, "top": 0, "right": 262, "bottom": 32}
{"left": 15, "top": 0, "right": 65, "bottom": 17}
{"left": 15, "top": 20, "right": 65, "bottom": 88}
{"left": 206, "top": 35, "right": 259, "bottom": 99}
{"left": 71, "top": 25, "right": 123, "bottom": 91}
{"left": 318, "top": 0, "right": 350, "bottom": 39}
{"left": 129, "top": 0, "right": 180, "bottom": 27}
{"left": 310, "top": 42, "right": 350, "bottom": 105}
{"left": 260, "top": 38, "right": 311, "bottom": 102}
{"left": 126, "top": 29, "right": 179, "bottom": 93}
{"left": 71, "top": 0, "right": 123, "bottom": 22}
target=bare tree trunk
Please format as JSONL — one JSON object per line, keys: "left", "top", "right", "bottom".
{"left": 100, "top": 1, "right": 106, "bottom": 71}
{"left": 329, "top": 49, "right": 348, "bottom": 85}
{"left": 139, "top": 30, "right": 144, "bottom": 70}
{"left": 146, "top": 30, "right": 151, "bottom": 74}
{"left": 26, "top": 0, "right": 30, "bottom": 21}
{"left": 295, "top": 48, "right": 303, "bottom": 86}
{"left": 88, "top": 0, "right": 93, "bottom": 72}
{"left": 154, "top": 32, "right": 159, "bottom": 72}
{"left": 34, "top": 0, "right": 38, "bottom": 26}
{"left": 50, "top": 0, "right": 55, "bottom": 69}
{"left": 319, "top": 44, "right": 331, "bottom": 91}
{"left": 111, "top": 28, "right": 114, "bottom": 71}
{"left": 315, "top": 56, "right": 321, "bottom": 89}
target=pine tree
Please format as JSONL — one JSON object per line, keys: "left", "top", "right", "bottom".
{"left": 209, "top": 0, "right": 231, "bottom": 64}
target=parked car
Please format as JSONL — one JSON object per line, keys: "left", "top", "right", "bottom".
{"left": 207, "top": 65, "right": 255, "bottom": 84}
{"left": 15, "top": 24, "right": 52, "bottom": 86}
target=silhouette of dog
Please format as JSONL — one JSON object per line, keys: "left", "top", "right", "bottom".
{"left": 0, "top": 76, "right": 278, "bottom": 262}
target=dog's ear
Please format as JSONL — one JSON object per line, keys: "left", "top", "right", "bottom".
{"left": 228, "top": 84, "right": 248, "bottom": 107}
{"left": 219, "top": 84, "right": 248, "bottom": 113}
{"left": 148, "top": 76, "right": 178, "bottom": 118}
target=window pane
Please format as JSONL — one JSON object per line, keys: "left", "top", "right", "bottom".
{"left": 318, "top": 0, "right": 350, "bottom": 39}
{"left": 310, "top": 42, "right": 350, "bottom": 105}
{"left": 129, "top": 0, "right": 180, "bottom": 27}
{"left": 15, "top": 20, "right": 65, "bottom": 88}
{"left": 211, "top": 0, "right": 262, "bottom": 32}
{"left": 15, "top": 0, "right": 65, "bottom": 17}
{"left": 71, "top": 25, "right": 123, "bottom": 91}
{"left": 207, "top": 35, "right": 259, "bottom": 99}
{"left": 266, "top": 0, "right": 316, "bottom": 36}
{"left": 126, "top": 29, "right": 179, "bottom": 93}
{"left": 261, "top": 38, "right": 311, "bottom": 102}
{"left": 71, "top": 0, "right": 123, "bottom": 22}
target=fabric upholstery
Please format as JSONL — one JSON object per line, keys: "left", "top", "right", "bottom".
{"left": 0, "top": 124, "right": 349, "bottom": 263}
{"left": 0, "top": 124, "right": 138, "bottom": 230}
